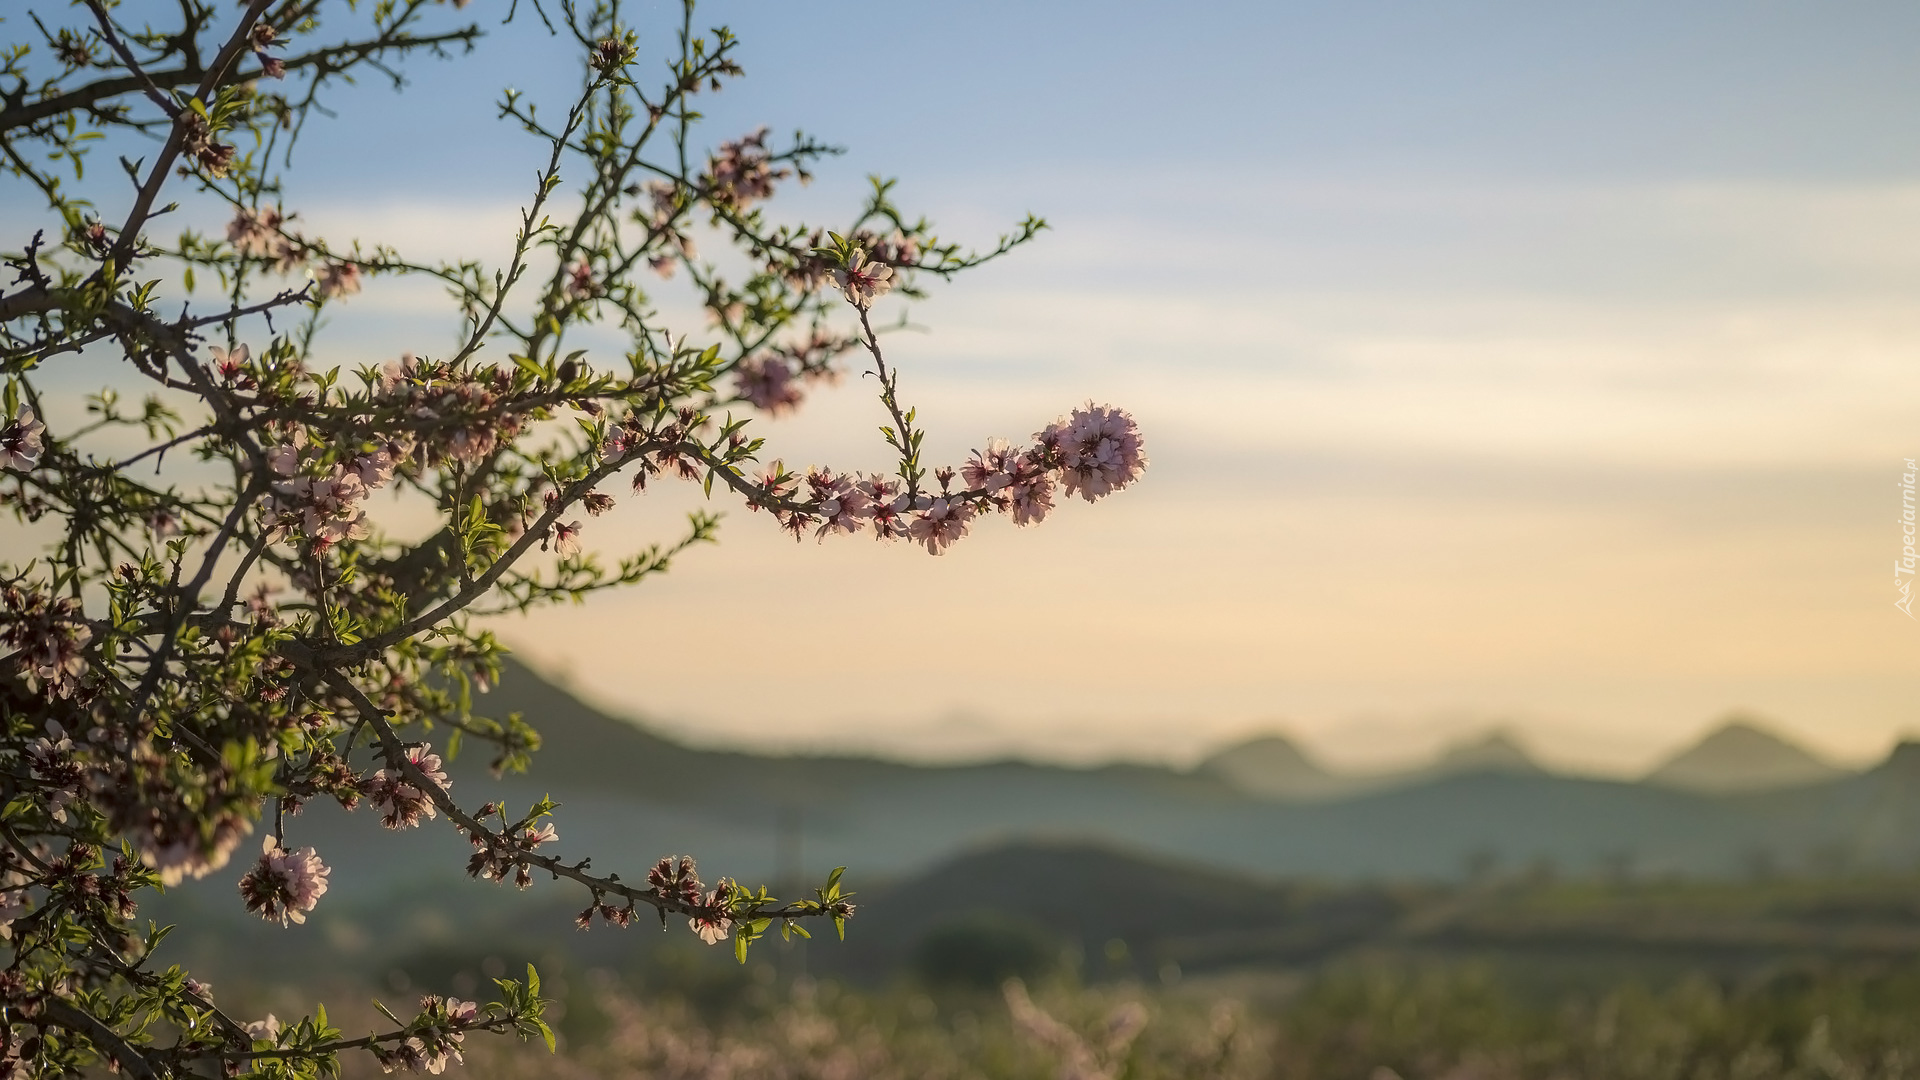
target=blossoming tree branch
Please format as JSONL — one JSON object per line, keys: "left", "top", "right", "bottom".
{"left": 0, "top": 0, "right": 1145, "bottom": 1075}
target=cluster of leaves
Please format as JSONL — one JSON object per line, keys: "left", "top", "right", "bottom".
{"left": 0, "top": 0, "right": 1139, "bottom": 1076}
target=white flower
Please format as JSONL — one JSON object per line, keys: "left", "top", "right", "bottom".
{"left": 830, "top": 249, "right": 895, "bottom": 309}
{"left": 244, "top": 1014, "right": 281, "bottom": 1044}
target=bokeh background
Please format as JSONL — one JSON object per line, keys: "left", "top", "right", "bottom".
{"left": 272, "top": 0, "right": 1920, "bottom": 773}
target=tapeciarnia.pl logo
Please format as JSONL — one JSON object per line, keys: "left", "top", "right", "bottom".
{"left": 1899, "top": 458, "right": 1917, "bottom": 618}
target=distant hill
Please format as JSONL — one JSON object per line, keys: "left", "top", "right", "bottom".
{"left": 1198, "top": 727, "right": 1541, "bottom": 802}
{"left": 1427, "top": 729, "right": 1542, "bottom": 778}
{"left": 818, "top": 840, "right": 1418, "bottom": 982}
{"left": 1645, "top": 716, "right": 1846, "bottom": 794}
{"left": 1195, "top": 733, "right": 1360, "bottom": 800}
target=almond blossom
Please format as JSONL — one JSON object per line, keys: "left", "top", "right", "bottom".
{"left": 1039, "top": 403, "right": 1148, "bottom": 502}
{"left": 734, "top": 354, "right": 804, "bottom": 414}
{"left": 313, "top": 260, "right": 362, "bottom": 298}
{"left": 0, "top": 406, "right": 44, "bottom": 470}
{"left": 908, "top": 496, "right": 974, "bottom": 556}
{"left": 210, "top": 342, "right": 250, "bottom": 380}
{"left": 2, "top": 588, "right": 90, "bottom": 698}
{"left": 831, "top": 249, "right": 894, "bottom": 309}
{"left": 705, "top": 127, "right": 788, "bottom": 209}
{"left": 368, "top": 745, "right": 448, "bottom": 829}
{"left": 237, "top": 836, "right": 332, "bottom": 925}
{"left": 860, "top": 475, "right": 912, "bottom": 539}
{"left": 690, "top": 880, "right": 735, "bottom": 945}
{"left": 805, "top": 468, "right": 871, "bottom": 538}
{"left": 226, "top": 205, "right": 290, "bottom": 260}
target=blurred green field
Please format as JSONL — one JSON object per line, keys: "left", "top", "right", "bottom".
{"left": 189, "top": 847, "right": 1920, "bottom": 1079}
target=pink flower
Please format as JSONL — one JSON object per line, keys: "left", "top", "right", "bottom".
{"left": 963, "top": 438, "right": 1020, "bottom": 494}
{"left": 831, "top": 249, "right": 895, "bottom": 309}
{"left": 210, "top": 343, "right": 250, "bottom": 380}
{"left": 1038, "top": 403, "right": 1147, "bottom": 503}
{"left": 1005, "top": 457, "right": 1056, "bottom": 527}
{"left": 757, "top": 462, "right": 796, "bottom": 502}
{"left": 551, "top": 520, "right": 582, "bottom": 558}
{"left": 565, "top": 259, "right": 597, "bottom": 300}
{"left": 266, "top": 443, "right": 299, "bottom": 477}
{"left": 313, "top": 260, "right": 361, "bottom": 299}
{"left": 859, "top": 475, "right": 911, "bottom": 540}
{"left": 805, "top": 468, "right": 871, "bottom": 538}
{"left": 518, "top": 822, "right": 557, "bottom": 849}
{"left": 236, "top": 836, "right": 331, "bottom": 926}
{"left": 350, "top": 448, "right": 396, "bottom": 487}
{"left": 705, "top": 127, "right": 788, "bottom": 209}
{"left": 733, "top": 355, "right": 803, "bottom": 414}
{"left": 226, "top": 205, "right": 286, "bottom": 258}
{"left": 269, "top": 463, "right": 375, "bottom": 546}
{"left": 367, "top": 745, "right": 447, "bottom": 829}
{"left": 1, "top": 407, "right": 45, "bottom": 471}
{"left": 647, "top": 855, "right": 704, "bottom": 906}
{"left": 3, "top": 592, "right": 91, "bottom": 700}
{"left": 908, "top": 496, "right": 974, "bottom": 555}
{"left": 599, "top": 428, "right": 634, "bottom": 463}
{"left": 689, "top": 881, "right": 735, "bottom": 945}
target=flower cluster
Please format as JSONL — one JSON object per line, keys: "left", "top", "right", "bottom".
{"left": 760, "top": 404, "right": 1144, "bottom": 555}
{"left": 1, "top": 586, "right": 90, "bottom": 697}
{"left": 236, "top": 836, "right": 332, "bottom": 925}
{"left": 646, "top": 854, "right": 704, "bottom": 906}
{"left": 376, "top": 354, "right": 529, "bottom": 464}
{"left": 704, "top": 127, "right": 789, "bottom": 210}
{"left": 1038, "top": 402, "right": 1150, "bottom": 503}
{"left": 465, "top": 816, "right": 557, "bottom": 889}
{"left": 637, "top": 856, "right": 742, "bottom": 943}
{"left": 733, "top": 354, "right": 804, "bottom": 414}
{"left": 964, "top": 437, "right": 1056, "bottom": 526}
{"left": 373, "top": 996, "right": 479, "bottom": 1075}
{"left": 774, "top": 227, "right": 921, "bottom": 294}
{"left": 224, "top": 204, "right": 363, "bottom": 298}
{"left": 265, "top": 434, "right": 398, "bottom": 548}
{"left": 731, "top": 328, "right": 856, "bottom": 414}
{"left": 368, "top": 745, "right": 449, "bottom": 830}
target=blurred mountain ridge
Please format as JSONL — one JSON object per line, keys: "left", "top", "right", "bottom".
{"left": 1197, "top": 727, "right": 1544, "bottom": 802}
{"left": 1642, "top": 713, "right": 1846, "bottom": 794}
{"left": 227, "top": 659, "right": 1920, "bottom": 918}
